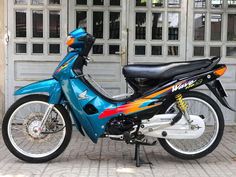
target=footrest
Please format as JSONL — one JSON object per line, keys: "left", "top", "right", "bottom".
{"left": 135, "top": 140, "right": 157, "bottom": 146}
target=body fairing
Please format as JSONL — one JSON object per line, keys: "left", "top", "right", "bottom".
{"left": 53, "top": 51, "right": 118, "bottom": 143}
{"left": 15, "top": 51, "right": 118, "bottom": 143}
{"left": 61, "top": 78, "right": 117, "bottom": 142}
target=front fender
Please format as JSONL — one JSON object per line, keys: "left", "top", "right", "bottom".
{"left": 15, "top": 78, "right": 62, "bottom": 104}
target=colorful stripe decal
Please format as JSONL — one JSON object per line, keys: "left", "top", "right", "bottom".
{"left": 98, "top": 85, "right": 173, "bottom": 119}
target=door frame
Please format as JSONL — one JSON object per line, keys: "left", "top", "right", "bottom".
{"left": 4, "top": 0, "right": 8, "bottom": 111}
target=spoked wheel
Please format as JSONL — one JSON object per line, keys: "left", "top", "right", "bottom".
{"left": 2, "top": 94, "right": 72, "bottom": 163}
{"left": 158, "top": 91, "right": 224, "bottom": 160}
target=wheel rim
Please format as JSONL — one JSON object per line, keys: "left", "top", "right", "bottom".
{"left": 165, "top": 97, "right": 219, "bottom": 155}
{"left": 8, "top": 101, "right": 66, "bottom": 158}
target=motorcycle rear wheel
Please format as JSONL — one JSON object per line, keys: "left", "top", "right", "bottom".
{"left": 158, "top": 91, "right": 224, "bottom": 160}
{"left": 2, "top": 94, "right": 72, "bottom": 163}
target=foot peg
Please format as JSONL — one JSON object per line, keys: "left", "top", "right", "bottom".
{"left": 123, "top": 131, "right": 132, "bottom": 144}
{"left": 135, "top": 139, "right": 157, "bottom": 146}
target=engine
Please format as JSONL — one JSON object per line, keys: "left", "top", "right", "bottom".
{"left": 106, "top": 117, "right": 138, "bottom": 135}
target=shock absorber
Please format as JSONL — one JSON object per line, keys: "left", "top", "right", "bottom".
{"left": 175, "top": 94, "right": 188, "bottom": 112}
{"left": 175, "top": 94, "right": 192, "bottom": 123}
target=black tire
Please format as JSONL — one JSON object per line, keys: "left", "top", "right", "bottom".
{"left": 158, "top": 91, "right": 224, "bottom": 160}
{"left": 2, "top": 94, "right": 72, "bottom": 163}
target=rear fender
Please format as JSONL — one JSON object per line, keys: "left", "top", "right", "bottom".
{"left": 206, "top": 80, "right": 236, "bottom": 112}
{"left": 14, "top": 78, "right": 62, "bottom": 104}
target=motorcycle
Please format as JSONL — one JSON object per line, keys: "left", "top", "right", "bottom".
{"left": 2, "top": 28, "right": 235, "bottom": 167}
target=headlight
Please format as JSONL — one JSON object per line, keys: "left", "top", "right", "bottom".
{"left": 66, "top": 36, "right": 75, "bottom": 46}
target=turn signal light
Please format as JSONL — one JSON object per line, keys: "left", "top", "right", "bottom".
{"left": 214, "top": 66, "right": 227, "bottom": 76}
{"left": 66, "top": 36, "right": 75, "bottom": 46}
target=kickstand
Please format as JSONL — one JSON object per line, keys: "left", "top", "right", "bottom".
{"left": 134, "top": 143, "right": 152, "bottom": 167}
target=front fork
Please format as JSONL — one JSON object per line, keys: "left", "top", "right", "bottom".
{"left": 39, "top": 104, "right": 54, "bottom": 132}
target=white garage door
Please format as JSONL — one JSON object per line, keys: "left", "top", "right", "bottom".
{"left": 6, "top": 0, "right": 128, "bottom": 107}
{"left": 186, "top": 0, "right": 236, "bottom": 124}
{"left": 6, "top": 0, "right": 236, "bottom": 124}
{"left": 7, "top": 0, "right": 68, "bottom": 107}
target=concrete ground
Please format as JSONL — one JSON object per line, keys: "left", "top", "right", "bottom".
{"left": 1, "top": 127, "right": 236, "bottom": 177}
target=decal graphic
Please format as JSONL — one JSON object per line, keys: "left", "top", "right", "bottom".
{"left": 98, "top": 78, "right": 204, "bottom": 119}
{"left": 55, "top": 63, "right": 68, "bottom": 74}
{"left": 194, "top": 79, "right": 203, "bottom": 87}
{"left": 99, "top": 86, "right": 172, "bottom": 119}
{"left": 172, "top": 80, "right": 196, "bottom": 92}
{"left": 78, "top": 90, "right": 88, "bottom": 100}
{"left": 54, "top": 56, "right": 77, "bottom": 74}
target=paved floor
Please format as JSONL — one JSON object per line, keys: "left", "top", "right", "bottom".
{"left": 1, "top": 127, "right": 236, "bottom": 177}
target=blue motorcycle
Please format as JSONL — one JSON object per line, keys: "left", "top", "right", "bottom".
{"left": 2, "top": 28, "right": 234, "bottom": 167}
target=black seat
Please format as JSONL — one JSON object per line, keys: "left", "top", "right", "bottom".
{"left": 122, "top": 59, "right": 212, "bottom": 81}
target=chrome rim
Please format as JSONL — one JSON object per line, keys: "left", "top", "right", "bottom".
{"left": 165, "top": 97, "right": 219, "bottom": 155}
{"left": 8, "top": 101, "right": 66, "bottom": 158}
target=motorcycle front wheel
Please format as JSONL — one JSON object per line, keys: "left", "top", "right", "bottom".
{"left": 2, "top": 94, "right": 72, "bottom": 163}
{"left": 158, "top": 91, "right": 224, "bottom": 160}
